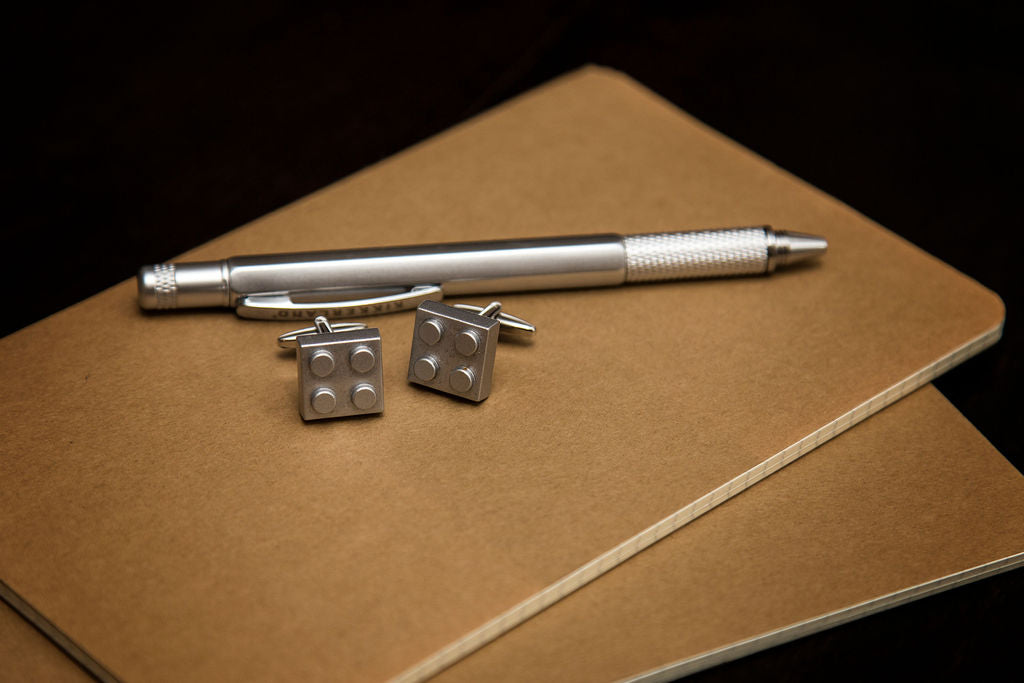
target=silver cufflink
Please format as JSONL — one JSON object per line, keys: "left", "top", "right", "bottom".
{"left": 407, "top": 300, "right": 535, "bottom": 402}
{"left": 278, "top": 316, "right": 384, "bottom": 420}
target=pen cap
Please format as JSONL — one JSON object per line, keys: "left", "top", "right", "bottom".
{"left": 137, "top": 261, "right": 229, "bottom": 309}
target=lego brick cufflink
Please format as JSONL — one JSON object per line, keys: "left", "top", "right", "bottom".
{"left": 407, "top": 300, "right": 534, "bottom": 402}
{"left": 278, "top": 316, "right": 384, "bottom": 420}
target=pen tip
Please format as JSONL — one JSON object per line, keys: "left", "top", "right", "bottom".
{"left": 773, "top": 231, "right": 828, "bottom": 268}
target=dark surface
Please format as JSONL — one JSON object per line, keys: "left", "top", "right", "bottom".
{"left": 5, "top": 1, "right": 1020, "bottom": 680}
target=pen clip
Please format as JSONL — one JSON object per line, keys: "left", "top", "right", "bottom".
{"left": 236, "top": 284, "right": 443, "bottom": 320}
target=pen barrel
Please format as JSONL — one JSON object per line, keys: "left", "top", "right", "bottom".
{"left": 224, "top": 234, "right": 627, "bottom": 300}
{"left": 623, "top": 227, "right": 774, "bottom": 282}
{"left": 138, "top": 235, "right": 629, "bottom": 310}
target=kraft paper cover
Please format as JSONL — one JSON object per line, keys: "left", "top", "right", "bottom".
{"left": 5, "top": 386, "right": 1022, "bottom": 681}
{"left": 0, "top": 67, "right": 1004, "bottom": 680}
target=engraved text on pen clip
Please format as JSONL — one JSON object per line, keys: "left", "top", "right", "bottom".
{"left": 237, "top": 284, "right": 443, "bottom": 320}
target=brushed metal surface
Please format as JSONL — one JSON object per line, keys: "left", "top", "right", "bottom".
{"left": 226, "top": 234, "right": 626, "bottom": 301}
{"left": 137, "top": 228, "right": 825, "bottom": 315}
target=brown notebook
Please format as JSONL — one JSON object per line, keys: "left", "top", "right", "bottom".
{"left": 5, "top": 385, "right": 1021, "bottom": 681}
{"left": 434, "top": 384, "right": 1024, "bottom": 681}
{"left": 0, "top": 67, "right": 1004, "bottom": 681}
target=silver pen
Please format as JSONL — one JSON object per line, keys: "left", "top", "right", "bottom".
{"left": 137, "top": 226, "right": 827, "bottom": 320}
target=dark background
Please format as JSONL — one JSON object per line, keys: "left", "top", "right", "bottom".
{"left": 6, "top": 1, "right": 1021, "bottom": 680}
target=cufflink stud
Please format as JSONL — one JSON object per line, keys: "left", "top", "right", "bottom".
{"left": 278, "top": 316, "right": 384, "bottom": 420}
{"left": 407, "top": 300, "right": 534, "bottom": 402}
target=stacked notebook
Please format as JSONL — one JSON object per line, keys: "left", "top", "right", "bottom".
{"left": 2, "top": 67, "right": 1020, "bottom": 681}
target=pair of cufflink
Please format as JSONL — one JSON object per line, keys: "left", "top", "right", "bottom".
{"left": 277, "top": 300, "right": 535, "bottom": 421}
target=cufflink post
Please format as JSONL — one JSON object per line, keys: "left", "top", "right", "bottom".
{"left": 451, "top": 302, "right": 536, "bottom": 338}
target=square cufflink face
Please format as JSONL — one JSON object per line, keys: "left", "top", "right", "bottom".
{"left": 297, "top": 328, "right": 384, "bottom": 420}
{"left": 407, "top": 301, "right": 499, "bottom": 402}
